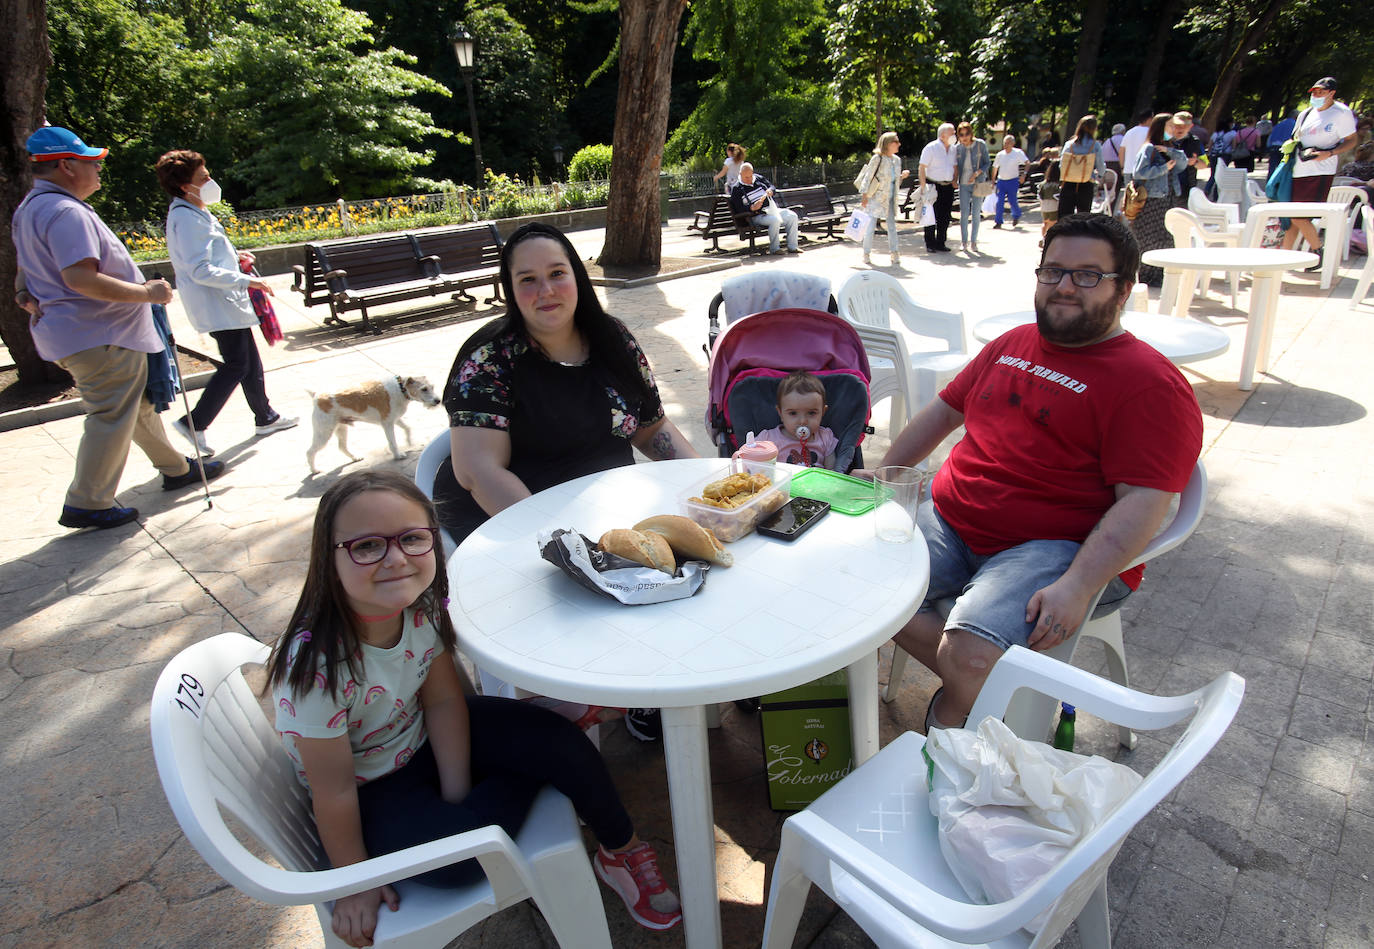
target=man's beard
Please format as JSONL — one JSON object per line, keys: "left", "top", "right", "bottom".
{"left": 1034, "top": 294, "right": 1120, "bottom": 345}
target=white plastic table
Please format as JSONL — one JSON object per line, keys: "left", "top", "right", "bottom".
{"left": 1141, "top": 247, "right": 1317, "bottom": 390}
{"left": 971, "top": 311, "right": 1230, "bottom": 364}
{"left": 1239, "top": 201, "right": 1347, "bottom": 289}
{"left": 447, "top": 458, "right": 930, "bottom": 949}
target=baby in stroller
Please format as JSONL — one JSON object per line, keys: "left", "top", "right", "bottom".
{"left": 755, "top": 371, "right": 840, "bottom": 469}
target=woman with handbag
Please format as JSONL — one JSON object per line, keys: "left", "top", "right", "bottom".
{"left": 1280, "top": 77, "right": 1359, "bottom": 261}
{"left": 1058, "top": 115, "right": 1104, "bottom": 216}
{"left": 1127, "top": 114, "right": 1187, "bottom": 286}
{"left": 955, "top": 122, "right": 992, "bottom": 253}
{"left": 155, "top": 150, "right": 297, "bottom": 456}
{"left": 856, "top": 131, "right": 909, "bottom": 266}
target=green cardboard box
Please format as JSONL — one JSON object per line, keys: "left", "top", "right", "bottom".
{"left": 760, "top": 671, "right": 853, "bottom": 810}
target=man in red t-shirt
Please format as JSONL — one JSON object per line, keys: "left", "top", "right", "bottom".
{"left": 880, "top": 213, "right": 1203, "bottom": 730}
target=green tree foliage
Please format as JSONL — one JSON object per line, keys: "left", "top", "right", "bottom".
{"left": 45, "top": 0, "right": 450, "bottom": 217}
{"left": 967, "top": 2, "right": 1075, "bottom": 134}
{"left": 567, "top": 143, "right": 613, "bottom": 180}
{"left": 45, "top": 0, "right": 200, "bottom": 220}
{"left": 826, "top": 0, "right": 939, "bottom": 138}
{"left": 204, "top": 0, "right": 451, "bottom": 207}
{"left": 666, "top": 0, "right": 864, "bottom": 165}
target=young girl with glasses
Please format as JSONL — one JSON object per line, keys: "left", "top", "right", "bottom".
{"left": 265, "top": 469, "right": 680, "bottom": 946}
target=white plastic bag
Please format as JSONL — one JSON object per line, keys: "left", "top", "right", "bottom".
{"left": 919, "top": 204, "right": 936, "bottom": 228}
{"left": 844, "top": 208, "right": 874, "bottom": 241}
{"left": 923, "top": 716, "right": 1142, "bottom": 937}
{"left": 982, "top": 192, "right": 999, "bottom": 215}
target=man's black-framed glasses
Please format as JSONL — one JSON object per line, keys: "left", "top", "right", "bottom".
{"left": 1035, "top": 267, "right": 1119, "bottom": 288}
{"left": 335, "top": 527, "right": 438, "bottom": 565}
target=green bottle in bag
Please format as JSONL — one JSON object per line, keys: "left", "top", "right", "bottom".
{"left": 1053, "top": 703, "right": 1076, "bottom": 752}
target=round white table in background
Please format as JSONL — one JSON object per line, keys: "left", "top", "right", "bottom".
{"left": 971, "top": 310, "right": 1230, "bottom": 365}
{"left": 1141, "top": 247, "right": 1317, "bottom": 390}
{"left": 448, "top": 458, "right": 930, "bottom": 949}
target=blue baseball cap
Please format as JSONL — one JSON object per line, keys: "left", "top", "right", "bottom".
{"left": 26, "top": 126, "right": 109, "bottom": 162}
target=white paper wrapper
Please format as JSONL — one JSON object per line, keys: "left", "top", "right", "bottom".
{"left": 537, "top": 529, "right": 707, "bottom": 605}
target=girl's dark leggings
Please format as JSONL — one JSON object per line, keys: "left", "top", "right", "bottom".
{"left": 354, "top": 695, "right": 635, "bottom": 886}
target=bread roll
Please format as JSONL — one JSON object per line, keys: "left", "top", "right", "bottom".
{"left": 632, "top": 515, "right": 734, "bottom": 567}
{"left": 597, "top": 529, "right": 676, "bottom": 574}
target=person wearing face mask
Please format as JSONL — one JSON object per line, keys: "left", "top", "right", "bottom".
{"left": 1127, "top": 113, "right": 1187, "bottom": 286}
{"left": 1281, "top": 78, "right": 1358, "bottom": 261}
{"left": 155, "top": 150, "right": 297, "bottom": 456}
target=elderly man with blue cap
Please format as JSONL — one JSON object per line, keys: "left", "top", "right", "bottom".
{"left": 11, "top": 126, "right": 226, "bottom": 530}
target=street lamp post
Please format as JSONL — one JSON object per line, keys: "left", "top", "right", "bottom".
{"left": 450, "top": 27, "right": 485, "bottom": 187}
{"left": 553, "top": 143, "right": 564, "bottom": 180}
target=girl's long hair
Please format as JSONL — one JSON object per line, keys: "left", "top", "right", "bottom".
{"left": 449, "top": 222, "right": 653, "bottom": 407}
{"left": 265, "top": 469, "right": 458, "bottom": 700}
{"left": 1072, "top": 115, "right": 1098, "bottom": 145}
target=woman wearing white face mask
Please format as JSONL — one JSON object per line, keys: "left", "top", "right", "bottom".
{"left": 155, "top": 150, "right": 296, "bottom": 455}
{"left": 1282, "top": 77, "right": 1358, "bottom": 262}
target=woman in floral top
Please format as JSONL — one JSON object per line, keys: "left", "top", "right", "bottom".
{"left": 433, "top": 222, "right": 698, "bottom": 544}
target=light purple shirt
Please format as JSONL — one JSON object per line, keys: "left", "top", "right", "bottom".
{"left": 12, "top": 180, "right": 160, "bottom": 362}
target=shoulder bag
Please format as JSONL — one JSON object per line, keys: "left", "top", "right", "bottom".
{"left": 1122, "top": 180, "right": 1147, "bottom": 220}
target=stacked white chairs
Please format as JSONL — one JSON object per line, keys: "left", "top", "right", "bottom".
{"left": 836, "top": 271, "right": 971, "bottom": 439}
{"left": 1353, "top": 205, "right": 1374, "bottom": 310}
{"left": 762, "top": 643, "right": 1245, "bottom": 949}
{"left": 1163, "top": 207, "right": 1241, "bottom": 309}
{"left": 886, "top": 460, "right": 1208, "bottom": 751}
{"left": 150, "top": 633, "right": 612, "bottom": 949}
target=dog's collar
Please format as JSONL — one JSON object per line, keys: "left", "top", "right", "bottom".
{"left": 396, "top": 374, "right": 406, "bottom": 390}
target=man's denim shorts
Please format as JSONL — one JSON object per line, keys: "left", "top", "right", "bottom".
{"left": 918, "top": 502, "right": 1132, "bottom": 651}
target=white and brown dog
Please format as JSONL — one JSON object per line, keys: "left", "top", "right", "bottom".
{"left": 306, "top": 375, "right": 442, "bottom": 474}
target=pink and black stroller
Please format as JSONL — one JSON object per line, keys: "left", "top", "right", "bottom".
{"left": 705, "top": 308, "right": 873, "bottom": 472}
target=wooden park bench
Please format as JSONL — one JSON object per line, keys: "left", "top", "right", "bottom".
{"left": 779, "top": 184, "right": 851, "bottom": 240}
{"left": 687, "top": 197, "right": 772, "bottom": 254}
{"left": 291, "top": 224, "right": 503, "bottom": 335}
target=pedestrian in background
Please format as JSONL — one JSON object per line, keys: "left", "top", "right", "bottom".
{"left": 855, "top": 131, "right": 908, "bottom": 266}
{"left": 955, "top": 122, "right": 991, "bottom": 253}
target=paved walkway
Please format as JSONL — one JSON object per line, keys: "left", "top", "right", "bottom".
{"left": 2, "top": 211, "right": 1372, "bottom": 948}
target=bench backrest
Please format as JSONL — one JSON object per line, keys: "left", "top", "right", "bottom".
{"left": 414, "top": 224, "right": 502, "bottom": 273}
{"left": 314, "top": 235, "right": 424, "bottom": 290}
{"left": 780, "top": 185, "right": 835, "bottom": 215}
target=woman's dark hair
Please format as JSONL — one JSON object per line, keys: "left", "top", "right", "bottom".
{"left": 1073, "top": 115, "right": 1098, "bottom": 143}
{"left": 264, "top": 469, "right": 458, "bottom": 701}
{"left": 154, "top": 149, "right": 204, "bottom": 199}
{"left": 1040, "top": 213, "right": 1141, "bottom": 289}
{"left": 1146, "top": 113, "right": 1173, "bottom": 146}
{"left": 453, "top": 222, "right": 653, "bottom": 408}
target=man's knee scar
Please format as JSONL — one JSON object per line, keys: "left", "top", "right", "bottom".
{"left": 969, "top": 656, "right": 991, "bottom": 670}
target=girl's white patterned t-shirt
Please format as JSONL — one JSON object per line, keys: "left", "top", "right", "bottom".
{"left": 273, "top": 607, "right": 440, "bottom": 788}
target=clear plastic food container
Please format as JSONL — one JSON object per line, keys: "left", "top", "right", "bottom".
{"left": 680, "top": 461, "right": 792, "bottom": 542}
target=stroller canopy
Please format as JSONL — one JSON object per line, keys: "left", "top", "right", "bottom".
{"left": 706, "top": 308, "right": 871, "bottom": 416}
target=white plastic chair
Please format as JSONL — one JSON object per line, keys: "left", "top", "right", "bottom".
{"left": 886, "top": 460, "right": 1208, "bottom": 751}
{"left": 1092, "top": 169, "right": 1118, "bottom": 215}
{"left": 1187, "top": 187, "right": 1241, "bottom": 231}
{"left": 1213, "top": 164, "right": 1255, "bottom": 215}
{"left": 1353, "top": 205, "right": 1374, "bottom": 310}
{"left": 1164, "top": 207, "right": 1240, "bottom": 309}
{"left": 837, "top": 271, "right": 971, "bottom": 436}
{"left": 149, "top": 633, "right": 612, "bottom": 949}
{"left": 763, "top": 644, "right": 1245, "bottom": 949}
{"left": 1328, "top": 185, "right": 1370, "bottom": 260}
{"left": 415, "top": 430, "right": 457, "bottom": 559}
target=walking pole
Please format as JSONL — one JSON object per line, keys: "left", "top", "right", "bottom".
{"left": 167, "top": 329, "right": 213, "bottom": 509}
{"left": 151, "top": 291, "right": 213, "bottom": 510}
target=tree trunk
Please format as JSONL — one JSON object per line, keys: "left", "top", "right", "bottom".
{"left": 1199, "top": 0, "right": 1287, "bottom": 132}
{"left": 0, "top": 0, "right": 57, "bottom": 384}
{"left": 1133, "top": 0, "right": 1184, "bottom": 117}
{"left": 1063, "top": 0, "right": 1108, "bottom": 141}
{"left": 598, "top": 0, "right": 690, "bottom": 269}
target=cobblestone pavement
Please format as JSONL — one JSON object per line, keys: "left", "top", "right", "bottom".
{"left": 2, "top": 211, "right": 1372, "bottom": 948}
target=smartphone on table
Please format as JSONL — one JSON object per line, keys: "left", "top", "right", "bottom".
{"left": 757, "top": 497, "right": 831, "bottom": 541}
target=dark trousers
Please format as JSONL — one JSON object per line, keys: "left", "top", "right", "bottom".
{"left": 924, "top": 182, "right": 955, "bottom": 249}
{"left": 356, "top": 695, "right": 635, "bottom": 887}
{"left": 1059, "top": 180, "right": 1095, "bottom": 215}
{"left": 187, "top": 327, "right": 274, "bottom": 430}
